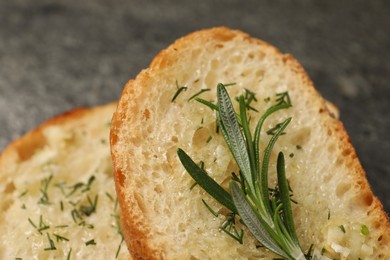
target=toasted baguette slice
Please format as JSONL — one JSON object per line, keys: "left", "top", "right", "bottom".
{"left": 110, "top": 27, "right": 390, "bottom": 259}
{"left": 0, "top": 103, "right": 130, "bottom": 259}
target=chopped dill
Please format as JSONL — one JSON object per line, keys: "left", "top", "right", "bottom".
{"left": 38, "top": 174, "right": 54, "bottom": 205}
{"left": 19, "top": 190, "right": 28, "bottom": 198}
{"left": 171, "top": 80, "right": 187, "bottom": 102}
{"left": 54, "top": 225, "right": 69, "bottom": 228}
{"left": 43, "top": 233, "right": 56, "bottom": 251}
{"left": 85, "top": 239, "right": 96, "bottom": 246}
{"left": 115, "top": 236, "right": 124, "bottom": 259}
{"left": 67, "top": 248, "right": 72, "bottom": 260}
{"left": 339, "top": 225, "right": 346, "bottom": 233}
{"left": 80, "top": 195, "right": 98, "bottom": 216}
{"left": 202, "top": 199, "right": 219, "bottom": 217}
{"left": 188, "top": 88, "right": 211, "bottom": 101}
{"left": 105, "top": 192, "right": 115, "bottom": 202}
{"left": 54, "top": 233, "right": 69, "bottom": 242}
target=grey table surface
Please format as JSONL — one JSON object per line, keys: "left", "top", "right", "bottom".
{"left": 1, "top": 0, "right": 389, "bottom": 213}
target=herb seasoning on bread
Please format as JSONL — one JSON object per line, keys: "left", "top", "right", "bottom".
{"left": 110, "top": 27, "right": 390, "bottom": 259}
{"left": 0, "top": 103, "right": 129, "bottom": 259}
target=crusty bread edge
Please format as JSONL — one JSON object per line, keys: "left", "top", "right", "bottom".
{"left": 110, "top": 27, "right": 390, "bottom": 259}
{"left": 0, "top": 102, "right": 117, "bottom": 168}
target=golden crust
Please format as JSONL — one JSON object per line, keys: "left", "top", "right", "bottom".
{"left": 0, "top": 103, "right": 116, "bottom": 165}
{"left": 110, "top": 27, "right": 390, "bottom": 259}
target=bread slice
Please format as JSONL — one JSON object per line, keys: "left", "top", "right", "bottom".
{"left": 0, "top": 103, "right": 130, "bottom": 259}
{"left": 110, "top": 27, "right": 390, "bottom": 259}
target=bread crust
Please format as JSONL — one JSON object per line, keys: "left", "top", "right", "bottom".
{"left": 0, "top": 103, "right": 116, "bottom": 165}
{"left": 111, "top": 27, "right": 390, "bottom": 259}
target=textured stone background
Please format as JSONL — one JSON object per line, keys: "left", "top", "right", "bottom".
{"left": 1, "top": 0, "right": 389, "bottom": 213}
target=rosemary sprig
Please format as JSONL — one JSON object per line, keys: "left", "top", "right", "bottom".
{"left": 178, "top": 83, "right": 307, "bottom": 259}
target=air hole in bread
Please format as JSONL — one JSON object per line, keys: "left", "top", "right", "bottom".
{"left": 192, "top": 127, "right": 211, "bottom": 148}
{"left": 131, "top": 137, "right": 141, "bottom": 147}
{"left": 166, "top": 146, "right": 178, "bottom": 168}
{"left": 323, "top": 173, "right": 333, "bottom": 183}
{"left": 154, "top": 184, "right": 162, "bottom": 193}
{"left": 230, "top": 55, "right": 242, "bottom": 64}
{"left": 151, "top": 171, "right": 159, "bottom": 179}
{"left": 255, "top": 69, "right": 264, "bottom": 78}
{"left": 211, "top": 59, "right": 220, "bottom": 70}
{"left": 350, "top": 191, "right": 373, "bottom": 210}
{"left": 335, "top": 182, "right": 351, "bottom": 198}
{"left": 342, "top": 148, "right": 352, "bottom": 156}
{"left": 1, "top": 198, "right": 12, "bottom": 212}
{"left": 327, "top": 143, "right": 336, "bottom": 153}
{"left": 143, "top": 109, "right": 150, "bottom": 120}
{"left": 378, "top": 235, "right": 383, "bottom": 241}
{"left": 205, "top": 70, "right": 217, "bottom": 88}
{"left": 336, "top": 157, "right": 343, "bottom": 166}
{"left": 290, "top": 127, "right": 311, "bottom": 147}
{"left": 240, "top": 69, "right": 252, "bottom": 77}
{"left": 4, "top": 182, "right": 16, "bottom": 194}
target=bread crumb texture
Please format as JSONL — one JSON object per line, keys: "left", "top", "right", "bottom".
{"left": 111, "top": 27, "right": 389, "bottom": 259}
{"left": 0, "top": 103, "right": 129, "bottom": 259}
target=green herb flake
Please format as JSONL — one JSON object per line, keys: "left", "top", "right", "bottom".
{"left": 116, "top": 236, "right": 124, "bottom": 259}
{"left": 85, "top": 239, "right": 96, "bottom": 246}
{"left": 289, "top": 153, "right": 294, "bottom": 158}
{"left": 71, "top": 209, "right": 82, "bottom": 223}
{"left": 67, "top": 248, "right": 72, "bottom": 260}
{"left": 188, "top": 88, "right": 211, "bottom": 101}
{"left": 80, "top": 195, "right": 98, "bottom": 216}
{"left": 223, "top": 82, "right": 236, "bottom": 87}
{"left": 202, "top": 199, "right": 219, "bottom": 217}
{"left": 19, "top": 190, "right": 28, "bottom": 198}
{"left": 38, "top": 174, "right": 54, "bottom": 205}
{"left": 54, "top": 225, "right": 68, "bottom": 228}
{"left": 43, "top": 233, "right": 56, "bottom": 251}
{"left": 235, "top": 88, "right": 259, "bottom": 112}
{"left": 54, "top": 233, "right": 69, "bottom": 242}
{"left": 296, "top": 145, "right": 302, "bottom": 150}
{"left": 339, "top": 225, "right": 346, "bottom": 233}
{"left": 28, "top": 218, "right": 37, "bottom": 229}
{"left": 206, "top": 136, "right": 213, "bottom": 143}
{"left": 220, "top": 213, "right": 244, "bottom": 244}
{"left": 361, "top": 224, "right": 369, "bottom": 236}
{"left": 171, "top": 80, "right": 187, "bottom": 102}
